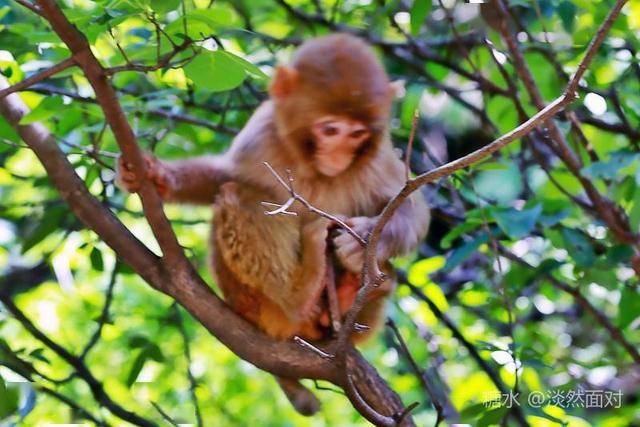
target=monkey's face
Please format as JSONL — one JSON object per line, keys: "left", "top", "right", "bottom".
{"left": 310, "top": 115, "right": 371, "bottom": 177}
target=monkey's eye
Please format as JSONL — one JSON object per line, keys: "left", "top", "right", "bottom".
{"left": 321, "top": 124, "right": 340, "bottom": 137}
{"left": 350, "top": 129, "right": 369, "bottom": 139}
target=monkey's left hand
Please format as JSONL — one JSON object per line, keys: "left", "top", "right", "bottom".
{"left": 333, "top": 216, "right": 378, "bottom": 273}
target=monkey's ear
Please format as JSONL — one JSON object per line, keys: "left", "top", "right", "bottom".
{"left": 270, "top": 66, "right": 299, "bottom": 98}
{"left": 389, "top": 80, "right": 406, "bottom": 99}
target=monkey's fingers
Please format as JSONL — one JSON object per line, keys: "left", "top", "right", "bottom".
{"left": 333, "top": 231, "right": 364, "bottom": 273}
{"left": 116, "top": 170, "right": 142, "bottom": 193}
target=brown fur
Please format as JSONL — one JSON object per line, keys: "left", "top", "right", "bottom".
{"left": 116, "top": 33, "right": 431, "bottom": 415}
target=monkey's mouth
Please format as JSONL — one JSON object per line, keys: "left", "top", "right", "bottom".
{"left": 315, "top": 159, "right": 353, "bottom": 177}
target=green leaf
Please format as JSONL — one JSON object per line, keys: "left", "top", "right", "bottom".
{"left": 129, "top": 335, "right": 151, "bottom": 349}
{"left": 150, "top": 0, "right": 180, "bottom": 14}
{"left": 582, "top": 151, "right": 640, "bottom": 181}
{"left": 444, "top": 233, "right": 489, "bottom": 273}
{"left": 407, "top": 256, "right": 445, "bottom": 286}
{"left": 606, "top": 245, "right": 633, "bottom": 264}
{"left": 0, "top": 376, "right": 19, "bottom": 420}
{"left": 629, "top": 187, "right": 640, "bottom": 231}
{"left": 459, "top": 402, "right": 488, "bottom": 422}
{"left": 223, "top": 51, "right": 268, "bottom": 80}
{"left": 618, "top": 286, "right": 640, "bottom": 329}
{"left": 28, "top": 348, "right": 50, "bottom": 364}
{"left": 0, "top": 6, "right": 10, "bottom": 21}
{"left": 184, "top": 50, "right": 247, "bottom": 92}
{"left": 126, "top": 350, "right": 148, "bottom": 387}
{"left": 125, "top": 339, "right": 164, "bottom": 387}
{"left": 400, "top": 85, "right": 423, "bottom": 129}
{"left": 441, "top": 219, "right": 482, "bottom": 249}
{"left": 557, "top": 1, "right": 577, "bottom": 33}
{"left": 144, "top": 343, "right": 164, "bottom": 362}
{"left": 477, "top": 406, "right": 507, "bottom": 427}
{"left": 167, "top": 6, "right": 237, "bottom": 36}
{"left": 19, "top": 96, "right": 64, "bottom": 125}
{"left": 561, "top": 228, "right": 596, "bottom": 268}
{"left": 90, "top": 247, "right": 104, "bottom": 271}
{"left": 410, "top": 0, "right": 431, "bottom": 36}
{"left": 492, "top": 204, "right": 542, "bottom": 239}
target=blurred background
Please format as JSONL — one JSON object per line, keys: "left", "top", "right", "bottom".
{"left": 0, "top": 0, "right": 639, "bottom": 425}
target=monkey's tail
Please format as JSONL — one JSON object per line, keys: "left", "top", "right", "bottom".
{"left": 276, "top": 376, "right": 321, "bottom": 416}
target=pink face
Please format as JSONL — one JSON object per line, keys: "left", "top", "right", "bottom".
{"left": 311, "top": 116, "right": 371, "bottom": 177}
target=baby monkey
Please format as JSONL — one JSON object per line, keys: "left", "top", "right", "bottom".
{"left": 117, "top": 33, "right": 430, "bottom": 415}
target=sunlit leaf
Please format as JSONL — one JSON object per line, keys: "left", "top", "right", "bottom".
{"left": 184, "top": 50, "right": 247, "bottom": 92}
{"left": 407, "top": 256, "right": 445, "bottom": 286}
{"left": 18, "top": 97, "right": 64, "bottom": 125}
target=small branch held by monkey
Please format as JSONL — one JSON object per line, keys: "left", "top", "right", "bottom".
{"left": 262, "top": 198, "right": 297, "bottom": 216}
{"left": 262, "top": 161, "right": 366, "bottom": 246}
{"left": 323, "top": 251, "right": 342, "bottom": 334}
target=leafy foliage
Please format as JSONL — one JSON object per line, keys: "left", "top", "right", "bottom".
{"left": 0, "top": 0, "right": 639, "bottom": 426}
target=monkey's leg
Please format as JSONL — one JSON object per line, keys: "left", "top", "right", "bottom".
{"left": 276, "top": 377, "right": 321, "bottom": 416}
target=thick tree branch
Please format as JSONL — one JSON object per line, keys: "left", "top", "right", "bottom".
{"left": 35, "top": 0, "right": 185, "bottom": 265}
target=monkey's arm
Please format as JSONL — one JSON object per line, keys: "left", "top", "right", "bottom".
{"left": 334, "top": 192, "right": 430, "bottom": 272}
{"left": 160, "top": 156, "right": 231, "bottom": 204}
{"left": 117, "top": 154, "right": 231, "bottom": 205}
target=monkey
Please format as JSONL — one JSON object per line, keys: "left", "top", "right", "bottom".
{"left": 117, "top": 33, "right": 430, "bottom": 416}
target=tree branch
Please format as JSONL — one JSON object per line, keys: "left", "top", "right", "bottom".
{"left": 35, "top": 0, "right": 185, "bottom": 266}
{"left": 0, "top": 58, "right": 75, "bottom": 99}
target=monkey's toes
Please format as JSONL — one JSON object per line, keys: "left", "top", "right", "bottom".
{"left": 290, "top": 388, "right": 321, "bottom": 416}
{"left": 277, "top": 377, "right": 321, "bottom": 416}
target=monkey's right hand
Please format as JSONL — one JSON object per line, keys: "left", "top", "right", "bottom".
{"left": 116, "top": 153, "right": 171, "bottom": 198}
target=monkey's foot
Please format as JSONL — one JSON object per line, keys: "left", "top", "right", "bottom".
{"left": 276, "top": 376, "right": 321, "bottom": 416}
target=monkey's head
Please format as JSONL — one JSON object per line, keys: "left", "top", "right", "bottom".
{"left": 269, "top": 33, "right": 396, "bottom": 178}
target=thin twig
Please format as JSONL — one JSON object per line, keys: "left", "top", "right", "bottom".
{"left": 262, "top": 162, "right": 366, "bottom": 246}
{"left": 387, "top": 319, "right": 445, "bottom": 425}
{"left": 173, "top": 304, "right": 204, "bottom": 427}
{"left": 0, "top": 58, "right": 75, "bottom": 99}
{"left": 80, "top": 267, "right": 118, "bottom": 360}
{"left": 404, "top": 109, "right": 419, "bottom": 182}
{"left": 0, "top": 294, "right": 157, "bottom": 427}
